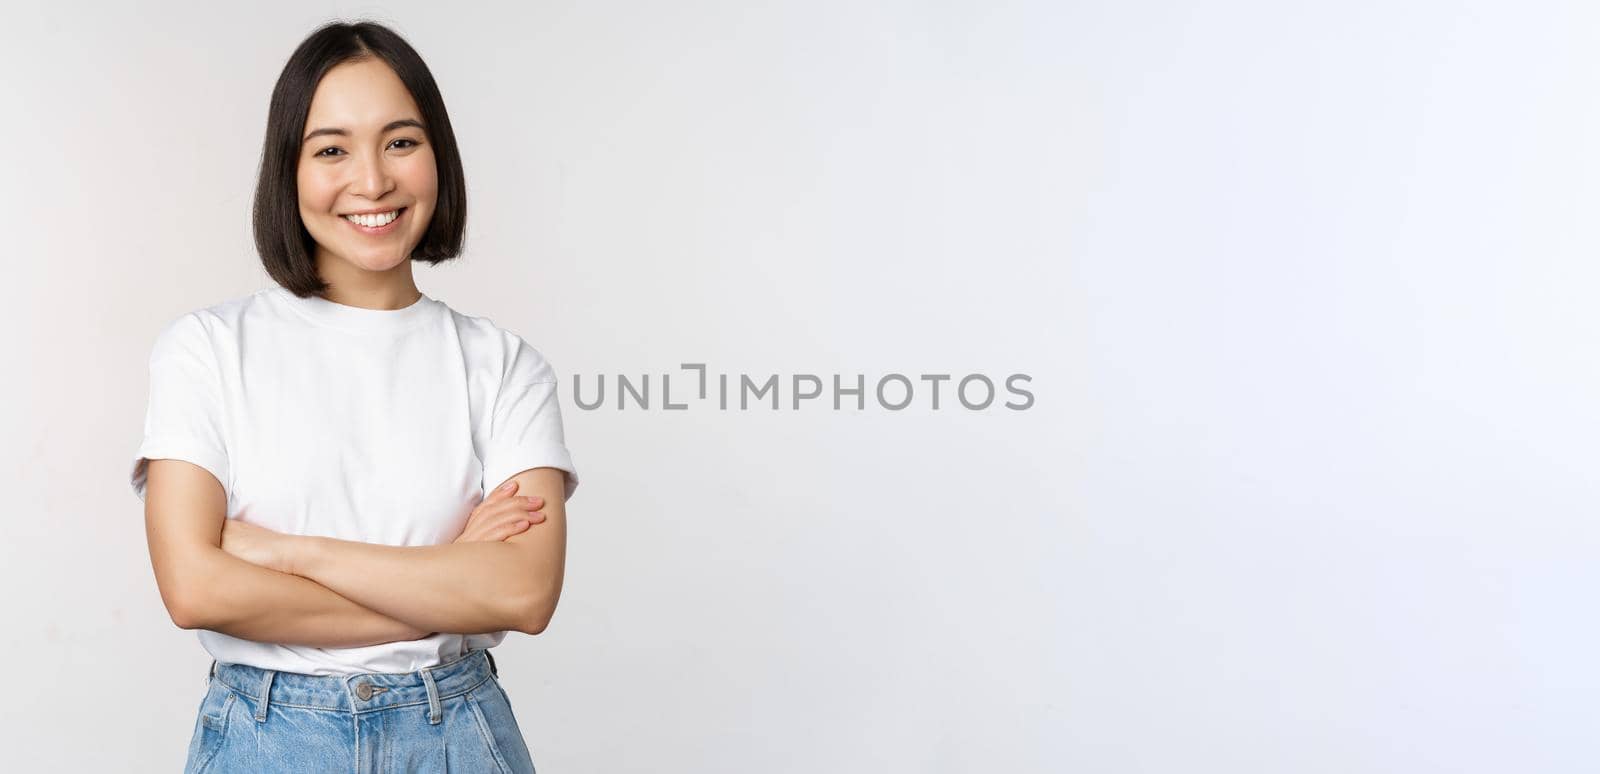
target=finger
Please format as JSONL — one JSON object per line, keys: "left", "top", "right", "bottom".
{"left": 494, "top": 500, "right": 546, "bottom": 523}
{"left": 479, "top": 504, "right": 525, "bottom": 526}
{"left": 486, "top": 500, "right": 529, "bottom": 521}
{"left": 498, "top": 519, "right": 531, "bottom": 540}
{"left": 486, "top": 479, "right": 519, "bottom": 503}
{"left": 467, "top": 482, "right": 520, "bottom": 522}
{"left": 523, "top": 495, "right": 544, "bottom": 510}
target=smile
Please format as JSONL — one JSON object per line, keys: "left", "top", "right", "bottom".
{"left": 342, "top": 207, "right": 406, "bottom": 234}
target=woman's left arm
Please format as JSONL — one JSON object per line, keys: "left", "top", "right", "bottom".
{"left": 226, "top": 467, "right": 568, "bottom": 635}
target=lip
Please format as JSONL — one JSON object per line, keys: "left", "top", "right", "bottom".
{"left": 342, "top": 207, "right": 407, "bottom": 236}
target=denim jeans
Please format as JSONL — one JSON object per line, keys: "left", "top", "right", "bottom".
{"left": 184, "top": 648, "right": 536, "bottom": 773}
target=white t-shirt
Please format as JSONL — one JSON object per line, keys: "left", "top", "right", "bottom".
{"left": 130, "top": 285, "right": 580, "bottom": 676}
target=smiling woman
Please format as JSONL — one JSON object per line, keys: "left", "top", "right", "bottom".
{"left": 131, "top": 19, "right": 574, "bottom": 774}
{"left": 295, "top": 61, "right": 440, "bottom": 284}
{"left": 252, "top": 20, "right": 467, "bottom": 303}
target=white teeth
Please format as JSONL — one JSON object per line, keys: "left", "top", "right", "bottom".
{"left": 343, "top": 210, "right": 400, "bottom": 227}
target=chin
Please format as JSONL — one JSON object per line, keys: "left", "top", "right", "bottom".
{"left": 362, "top": 254, "right": 413, "bottom": 272}
{"left": 328, "top": 248, "right": 406, "bottom": 273}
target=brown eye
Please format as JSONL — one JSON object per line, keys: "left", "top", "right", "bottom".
{"left": 315, "top": 147, "right": 343, "bottom": 157}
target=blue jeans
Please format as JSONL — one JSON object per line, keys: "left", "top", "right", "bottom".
{"left": 184, "top": 648, "right": 536, "bottom": 773}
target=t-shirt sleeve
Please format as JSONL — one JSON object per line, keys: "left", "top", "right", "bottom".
{"left": 481, "top": 335, "right": 580, "bottom": 502}
{"left": 129, "top": 313, "right": 231, "bottom": 503}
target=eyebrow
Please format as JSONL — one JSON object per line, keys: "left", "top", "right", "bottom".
{"left": 303, "top": 118, "right": 426, "bottom": 144}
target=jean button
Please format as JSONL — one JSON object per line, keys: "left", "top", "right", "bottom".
{"left": 355, "top": 681, "right": 373, "bottom": 701}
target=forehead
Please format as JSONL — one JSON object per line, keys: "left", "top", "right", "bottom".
{"left": 304, "top": 58, "right": 422, "bottom": 131}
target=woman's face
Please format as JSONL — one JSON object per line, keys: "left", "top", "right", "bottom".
{"left": 297, "top": 58, "right": 438, "bottom": 279}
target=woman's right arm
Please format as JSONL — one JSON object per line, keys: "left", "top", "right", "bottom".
{"left": 143, "top": 458, "right": 429, "bottom": 648}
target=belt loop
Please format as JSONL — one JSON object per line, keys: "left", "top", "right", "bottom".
{"left": 420, "top": 667, "right": 443, "bottom": 725}
{"left": 254, "top": 669, "right": 276, "bottom": 723}
{"left": 485, "top": 649, "right": 499, "bottom": 678}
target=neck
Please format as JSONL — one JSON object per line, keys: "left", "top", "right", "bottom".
{"left": 313, "top": 247, "right": 422, "bottom": 310}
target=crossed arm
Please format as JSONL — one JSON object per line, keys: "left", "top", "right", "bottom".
{"left": 142, "top": 459, "right": 569, "bottom": 648}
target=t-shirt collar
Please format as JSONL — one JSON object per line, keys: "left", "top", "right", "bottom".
{"left": 272, "top": 285, "right": 438, "bottom": 333}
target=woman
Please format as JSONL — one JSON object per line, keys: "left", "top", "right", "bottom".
{"left": 129, "top": 20, "right": 576, "bottom": 773}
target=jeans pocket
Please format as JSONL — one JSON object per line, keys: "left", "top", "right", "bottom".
{"left": 465, "top": 686, "right": 536, "bottom": 774}
{"left": 490, "top": 675, "right": 524, "bottom": 730}
{"left": 185, "top": 681, "right": 237, "bottom": 774}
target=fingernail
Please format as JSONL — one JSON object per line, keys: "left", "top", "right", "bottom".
{"left": 499, "top": 480, "right": 515, "bottom": 492}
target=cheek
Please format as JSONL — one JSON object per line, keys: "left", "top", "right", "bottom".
{"left": 399, "top": 153, "right": 439, "bottom": 210}
{"left": 296, "top": 165, "right": 339, "bottom": 215}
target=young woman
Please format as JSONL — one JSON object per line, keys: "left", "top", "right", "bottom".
{"left": 130, "top": 21, "right": 577, "bottom": 773}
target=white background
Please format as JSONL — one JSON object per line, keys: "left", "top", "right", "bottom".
{"left": 2, "top": 1, "right": 1595, "bottom": 771}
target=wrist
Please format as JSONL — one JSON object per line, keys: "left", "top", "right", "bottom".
{"left": 285, "top": 535, "right": 324, "bottom": 578}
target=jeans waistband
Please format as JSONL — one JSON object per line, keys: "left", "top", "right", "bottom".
{"left": 209, "top": 648, "right": 499, "bottom": 720}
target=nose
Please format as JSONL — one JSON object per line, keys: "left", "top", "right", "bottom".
{"left": 348, "top": 147, "right": 395, "bottom": 201}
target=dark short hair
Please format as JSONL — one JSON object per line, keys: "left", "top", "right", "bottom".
{"left": 253, "top": 21, "right": 467, "bottom": 297}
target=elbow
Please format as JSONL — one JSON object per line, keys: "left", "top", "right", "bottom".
{"left": 157, "top": 568, "right": 217, "bottom": 631}
{"left": 511, "top": 599, "right": 554, "bottom": 635}
{"left": 170, "top": 608, "right": 205, "bottom": 631}
{"left": 163, "top": 588, "right": 211, "bottom": 631}
{"left": 509, "top": 586, "right": 558, "bottom": 636}
{"left": 153, "top": 544, "right": 235, "bottom": 631}
{"left": 513, "top": 616, "right": 550, "bottom": 636}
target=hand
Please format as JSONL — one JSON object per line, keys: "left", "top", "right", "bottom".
{"left": 454, "top": 479, "right": 546, "bottom": 544}
{"left": 220, "top": 518, "right": 296, "bottom": 573}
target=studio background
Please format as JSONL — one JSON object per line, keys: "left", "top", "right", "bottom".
{"left": 2, "top": 1, "right": 1593, "bottom": 772}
